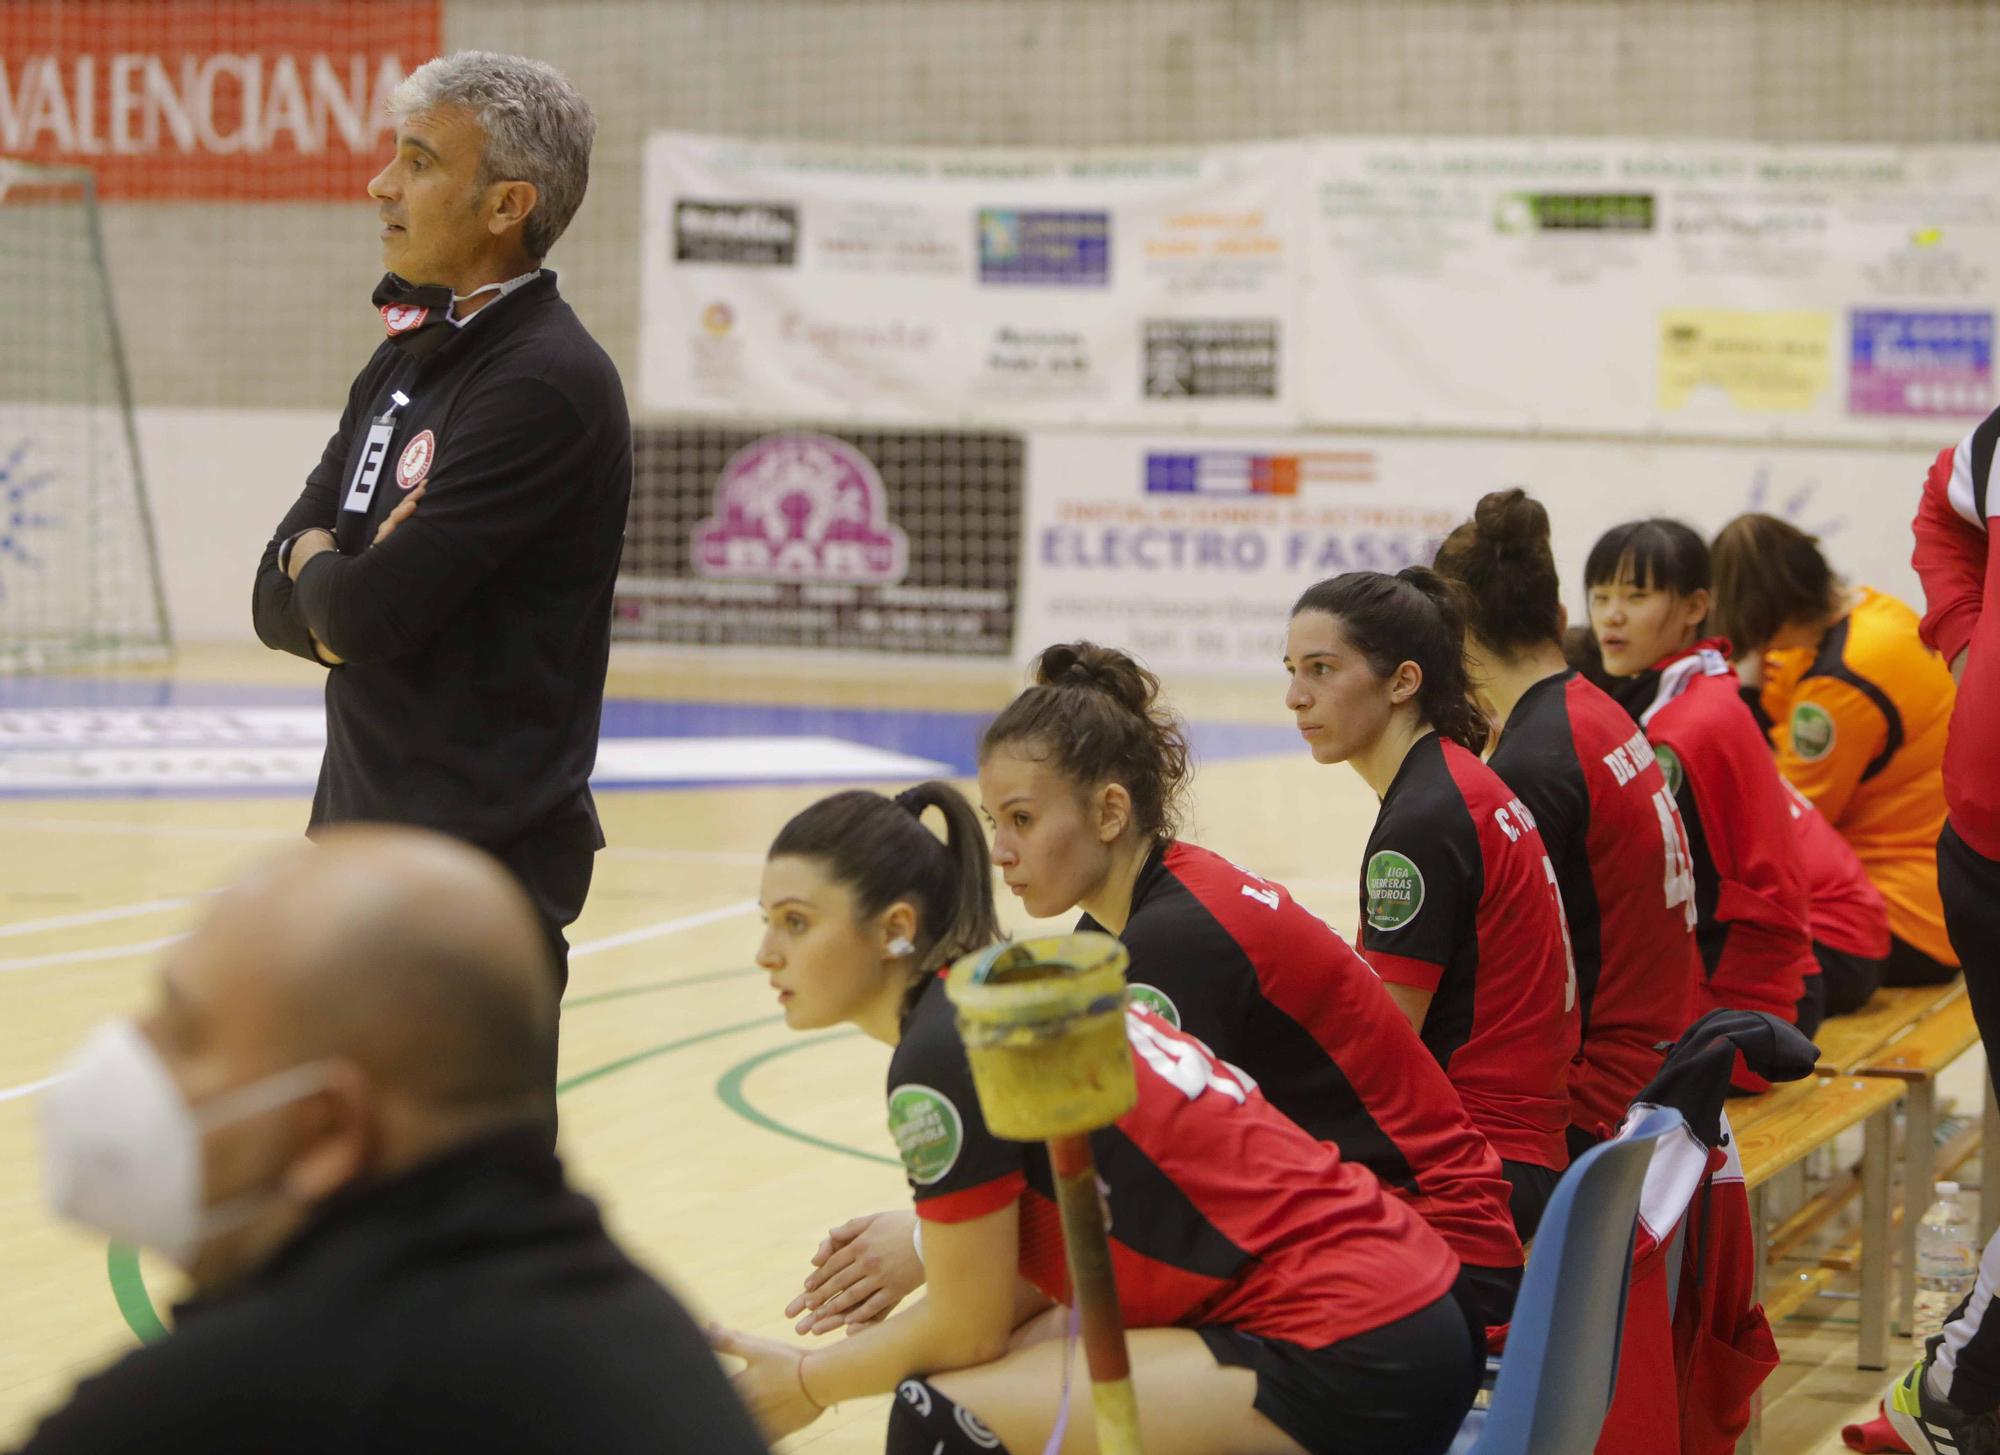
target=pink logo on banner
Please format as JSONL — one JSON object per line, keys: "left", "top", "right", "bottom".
{"left": 693, "top": 434, "right": 909, "bottom": 584}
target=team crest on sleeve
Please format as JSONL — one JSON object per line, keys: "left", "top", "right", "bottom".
{"left": 381, "top": 303, "right": 428, "bottom": 335}
{"left": 887, "top": 1084, "right": 963, "bottom": 1185}
{"left": 1364, "top": 850, "right": 1424, "bottom": 932}
{"left": 1126, "top": 984, "right": 1182, "bottom": 1028}
{"left": 395, "top": 430, "right": 435, "bottom": 491}
{"left": 1654, "top": 743, "right": 1684, "bottom": 796}
{"left": 1790, "top": 702, "right": 1836, "bottom": 761}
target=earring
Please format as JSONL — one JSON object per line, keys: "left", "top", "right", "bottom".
{"left": 888, "top": 936, "right": 916, "bottom": 958}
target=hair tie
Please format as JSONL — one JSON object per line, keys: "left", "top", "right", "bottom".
{"left": 893, "top": 786, "right": 927, "bottom": 817}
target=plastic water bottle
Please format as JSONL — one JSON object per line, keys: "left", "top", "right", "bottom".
{"left": 1914, "top": 1181, "right": 1980, "bottom": 1344}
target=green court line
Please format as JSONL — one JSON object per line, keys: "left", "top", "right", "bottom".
{"left": 713, "top": 1031, "right": 900, "bottom": 1169}
{"left": 564, "top": 966, "right": 757, "bottom": 1009}
{"left": 106, "top": 1009, "right": 786, "bottom": 1343}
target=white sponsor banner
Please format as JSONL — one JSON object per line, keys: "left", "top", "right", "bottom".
{"left": 1017, "top": 432, "right": 1927, "bottom": 678}
{"left": 1307, "top": 138, "right": 2000, "bottom": 441}
{"left": 639, "top": 132, "right": 1306, "bottom": 428}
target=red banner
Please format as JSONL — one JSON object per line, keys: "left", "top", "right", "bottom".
{"left": 0, "top": 2, "right": 442, "bottom": 200}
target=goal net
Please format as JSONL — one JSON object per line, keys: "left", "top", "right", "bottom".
{"left": 0, "top": 160, "right": 168, "bottom": 673}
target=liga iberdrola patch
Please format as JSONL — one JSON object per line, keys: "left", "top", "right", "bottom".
{"left": 396, "top": 430, "right": 435, "bottom": 491}
{"left": 1364, "top": 850, "right": 1425, "bottom": 932}
{"left": 1654, "top": 743, "right": 1684, "bottom": 796}
{"left": 1791, "top": 702, "right": 1836, "bottom": 761}
{"left": 887, "top": 1084, "right": 963, "bottom": 1185}
{"left": 1126, "top": 984, "right": 1182, "bottom": 1028}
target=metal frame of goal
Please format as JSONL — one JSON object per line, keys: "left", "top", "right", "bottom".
{"left": 0, "top": 158, "right": 170, "bottom": 674}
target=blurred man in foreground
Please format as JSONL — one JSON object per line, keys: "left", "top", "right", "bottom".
{"left": 18, "top": 826, "right": 765, "bottom": 1455}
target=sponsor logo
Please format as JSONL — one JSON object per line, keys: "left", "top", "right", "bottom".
{"left": 1364, "top": 849, "right": 1424, "bottom": 932}
{"left": 977, "top": 208, "right": 1111, "bottom": 286}
{"left": 1654, "top": 743, "right": 1684, "bottom": 796}
{"left": 1849, "top": 309, "right": 1994, "bottom": 417}
{"left": 1144, "top": 450, "right": 1373, "bottom": 497}
{"left": 1142, "top": 319, "right": 1278, "bottom": 399}
{"left": 887, "top": 1083, "right": 963, "bottom": 1184}
{"left": 394, "top": 429, "right": 433, "bottom": 490}
{"left": 692, "top": 433, "right": 909, "bottom": 585}
{"left": 980, "top": 324, "right": 1093, "bottom": 394}
{"left": 0, "top": 438, "right": 57, "bottom": 605}
{"left": 1790, "top": 702, "right": 1837, "bottom": 760}
{"left": 1126, "top": 984, "right": 1182, "bottom": 1028}
{"left": 0, "top": 3, "right": 439, "bottom": 200}
{"left": 699, "top": 301, "right": 735, "bottom": 336}
{"left": 780, "top": 310, "right": 935, "bottom": 359}
{"left": 1494, "top": 191, "right": 1655, "bottom": 234}
{"left": 673, "top": 199, "right": 799, "bottom": 266}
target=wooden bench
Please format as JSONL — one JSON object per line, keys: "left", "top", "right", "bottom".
{"left": 1812, "top": 982, "right": 1966, "bottom": 1076}
{"left": 1733, "top": 1073, "right": 1907, "bottom": 1372}
{"left": 1855, "top": 988, "right": 1991, "bottom": 1336}
{"left": 1733, "top": 1073, "right": 1908, "bottom": 1455}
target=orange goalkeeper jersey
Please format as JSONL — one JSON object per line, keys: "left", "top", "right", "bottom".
{"left": 1759, "top": 588, "right": 1958, "bottom": 967}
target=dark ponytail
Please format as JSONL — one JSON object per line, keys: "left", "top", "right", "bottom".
{"left": 978, "top": 642, "right": 1192, "bottom": 842}
{"left": 1290, "top": 568, "right": 1490, "bottom": 754}
{"left": 769, "top": 781, "right": 1001, "bottom": 1023}
{"left": 1432, "top": 487, "right": 1564, "bottom": 655}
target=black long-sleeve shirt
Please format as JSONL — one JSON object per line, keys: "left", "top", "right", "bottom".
{"left": 252, "top": 273, "right": 631, "bottom": 847}
{"left": 11, "top": 1127, "right": 768, "bottom": 1454}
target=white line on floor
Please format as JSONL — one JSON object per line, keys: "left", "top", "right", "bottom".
{"left": 569, "top": 901, "right": 760, "bottom": 960}
{"left": 0, "top": 1073, "right": 66, "bottom": 1104}
{"left": 0, "top": 895, "right": 200, "bottom": 941}
{"left": 0, "top": 933, "right": 189, "bottom": 975}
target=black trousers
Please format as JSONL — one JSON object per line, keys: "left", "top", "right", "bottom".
{"left": 1500, "top": 1159, "right": 1561, "bottom": 1242}
{"left": 489, "top": 805, "right": 601, "bottom": 995}
{"left": 1932, "top": 821, "right": 2000, "bottom": 1413}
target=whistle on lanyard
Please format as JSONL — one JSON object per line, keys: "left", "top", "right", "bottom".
{"left": 341, "top": 390, "right": 412, "bottom": 516}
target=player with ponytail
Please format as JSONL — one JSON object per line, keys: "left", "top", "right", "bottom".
{"left": 712, "top": 777, "right": 1478, "bottom": 1455}
{"left": 1285, "top": 568, "right": 1580, "bottom": 1236}
{"left": 1433, "top": 489, "right": 1702, "bottom": 1153}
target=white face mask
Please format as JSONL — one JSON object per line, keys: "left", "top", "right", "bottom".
{"left": 37, "top": 1020, "right": 334, "bottom": 1270}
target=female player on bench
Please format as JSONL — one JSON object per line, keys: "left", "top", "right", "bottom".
{"left": 710, "top": 782, "right": 1479, "bottom": 1455}
{"left": 1284, "top": 568, "right": 1578, "bottom": 1236}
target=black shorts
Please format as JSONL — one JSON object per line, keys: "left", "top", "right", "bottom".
{"left": 1500, "top": 1158, "right": 1562, "bottom": 1241}
{"left": 1197, "top": 1293, "right": 1479, "bottom": 1455}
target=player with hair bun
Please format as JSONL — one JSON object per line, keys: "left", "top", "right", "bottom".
{"left": 714, "top": 779, "right": 1479, "bottom": 1455}
{"left": 1580, "top": 520, "right": 1819, "bottom": 1081}
{"left": 1433, "top": 489, "right": 1702, "bottom": 1154}
{"left": 788, "top": 642, "right": 1525, "bottom": 1343}
{"left": 1285, "top": 569, "right": 1580, "bottom": 1237}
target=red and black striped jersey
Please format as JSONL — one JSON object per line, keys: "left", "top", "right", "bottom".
{"left": 1358, "top": 733, "right": 1580, "bottom": 1171}
{"left": 1076, "top": 840, "right": 1521, "bottom": 1272}
{"left": 1607, "top": 642, "right": 1815, "bottom": 1040}
{"left": 886, "top": 974, "right": 1461, "bottom": 1349}
{"left": 1487, "top": 671, "right": 1702, "bottom": 1143}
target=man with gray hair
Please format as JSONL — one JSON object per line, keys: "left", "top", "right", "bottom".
{"left": 251, "top": 52, "right": 629, "bottom": 996}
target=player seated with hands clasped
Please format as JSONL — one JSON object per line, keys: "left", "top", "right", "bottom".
{"left": 710, "top": 775, "right": 1480, "bottom": 1455}
{"left": 788, "top": 642, "right": 1527, "bottom": 1343}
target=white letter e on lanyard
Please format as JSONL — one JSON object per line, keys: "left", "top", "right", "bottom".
{"left": 342, "top": 390, "right": 411, "bottom": 515}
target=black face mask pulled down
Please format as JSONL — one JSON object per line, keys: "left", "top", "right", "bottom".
{"left": 371, "top": 273, "right": 458, "bottom": 358}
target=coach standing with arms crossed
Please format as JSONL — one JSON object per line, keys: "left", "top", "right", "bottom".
{"left": 252, "top": 52, "right": 629, "bottom": 995}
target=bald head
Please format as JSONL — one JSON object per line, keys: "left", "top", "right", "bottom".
{"left": 178, "top": 826, "right": 556, "bottom": 1114}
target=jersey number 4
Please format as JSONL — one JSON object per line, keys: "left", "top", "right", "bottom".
{"left": 1127, "top": 1014, "right": 1259, "bottom": 1106}
{"left": 1651, "top": 788, "right": 1697, "bottom": 929}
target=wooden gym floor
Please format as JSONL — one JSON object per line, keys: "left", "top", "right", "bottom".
{"left": 0, "top": 643, "right": 1960, "bottom": 1452}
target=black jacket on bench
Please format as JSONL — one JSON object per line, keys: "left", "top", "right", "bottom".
{"left": 11, "top": 1126, "right": 767, "bottom": 1455}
